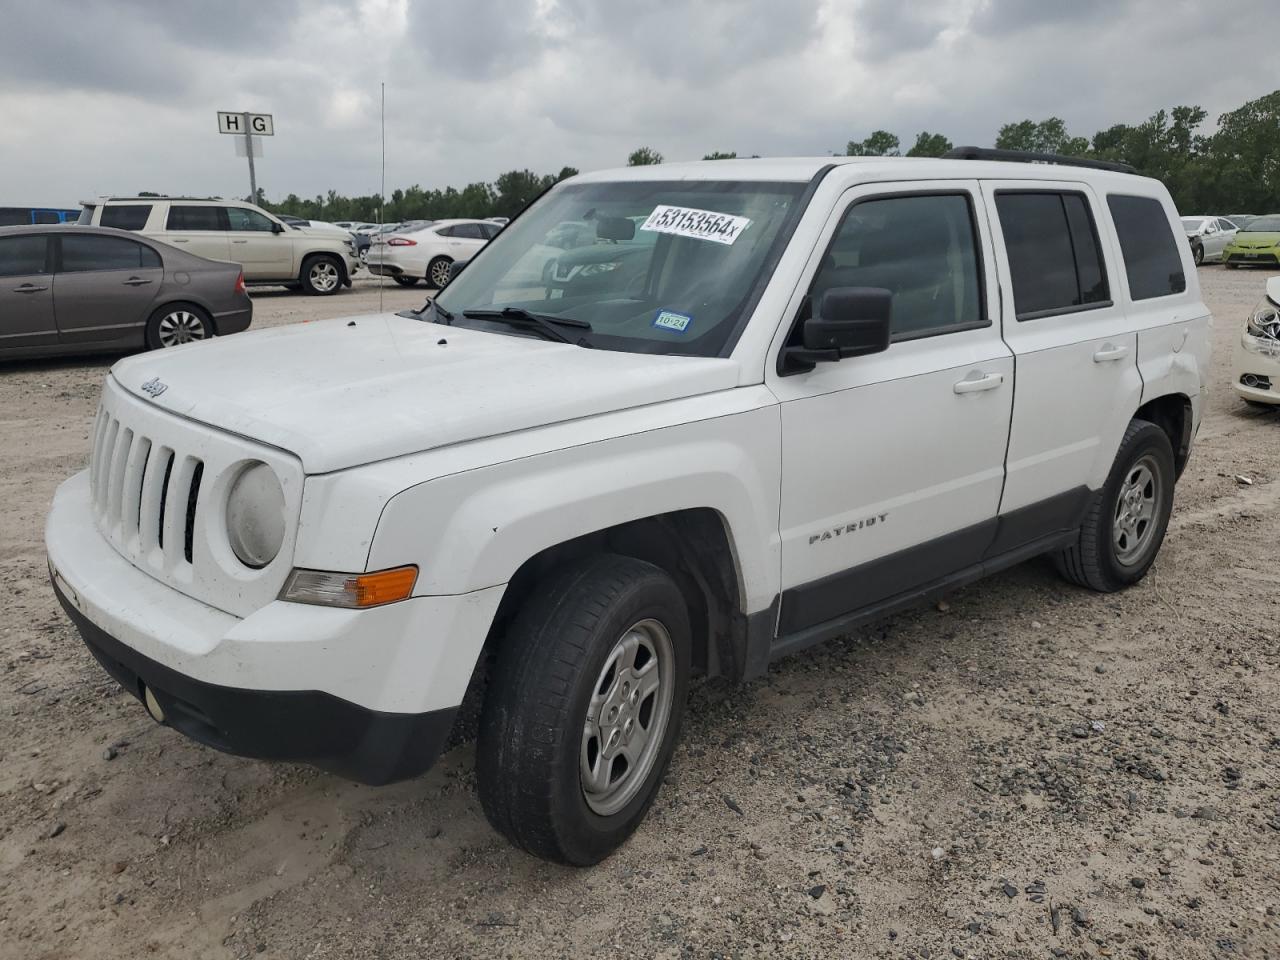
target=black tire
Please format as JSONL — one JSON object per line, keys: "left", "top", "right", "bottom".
{"left": 1054, "top": 419, "right": 1175, "bottom": 592}
{"left": 1224, "top": 260, "right": 1239, "bottom": 270}
{"left": 299, "top": 253, "right": 344, "bottom": 295}
{"left": 427, "top": 256, "right": 453, "bottom": 290}
{"left": 145, "top": 303, "right": 214, "bottom": 350}
{"left": 476, "top": 555, "right": 691, "bottom": 866}
{"left": 392, "top": 275, "right": 420, "bottom": 287}
{"left": 1192, "top": 242, "right": 1204, "bottom": 266}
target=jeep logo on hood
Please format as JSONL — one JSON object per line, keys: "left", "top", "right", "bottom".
{"left": 139, "top": 377, "right": 168, "bottom": 398}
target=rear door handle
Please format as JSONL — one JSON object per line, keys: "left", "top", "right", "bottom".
{"left": 1093, "top": 343, "right": 1129, "bottom": 363}
{"left": 232, "top": 239, "right": 248, "bottom": 244}
{"left": 122, "top": 277, "right": 153, "bottom": 286}
{"left": 953, "top": 371, "right": 1004, "bottom": 394}
{"left": 171, "top": 238, "right": 189, "bottom": 243}
{"left": 13, "top": 283, "right": 48, "bottom": 293}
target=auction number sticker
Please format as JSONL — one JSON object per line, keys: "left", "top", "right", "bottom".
{"left": 640, "top": 205, "right": 751, "bottom": 245}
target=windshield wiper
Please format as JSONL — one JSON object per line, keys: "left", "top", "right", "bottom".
{"left": 462, "top": 307, "right": 592, "bottom": 346}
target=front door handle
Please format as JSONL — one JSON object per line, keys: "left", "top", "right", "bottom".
{"left": 171, "top": 238, "right": 189, "bottom": 243}
{"left": 1093, "top": 343, "right": 1130, "bottom": 363}
{"left": 232, "top": 239, "right": 248, "bottom": 244}
{"left": 122, "top": 277, "right": 153, "bottom": 286}
{"left": 13, "top": 283, "right": 48, "bottom": 293}
{"left": 953, "top": 371, "right": 1004, "bottom": 394}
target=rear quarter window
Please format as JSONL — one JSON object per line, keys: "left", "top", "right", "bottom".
{"left": 100, "top": 205, "right": 153, "bottom": 231}
{"left": 1106, "top": 195, "right": 1186, "bottom": 301}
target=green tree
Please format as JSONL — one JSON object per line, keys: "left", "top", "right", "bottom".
{"left": 846, "top": 130, "right": 900, "bottom": 156}
{"left": 1205, "top": 91, "right": 1280, "bottom": 212}
{"left": 702, "top": 151, "right": 738, "bottom": 160}
{"left": 628, "top": 147, "right": 664, "bottom": 166}
{"left": 905, "top": 131, "right": 953, "bottom": 158}
{"left": 995, "top": 118, "right": 1088, "bottom": 155}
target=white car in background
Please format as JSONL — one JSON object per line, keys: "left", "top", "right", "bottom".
{"left": 1181, "top": 216, "right": 1238, "bottom": 265}
{"left": 367, "top": 218, "right": 502, "bottom": 287}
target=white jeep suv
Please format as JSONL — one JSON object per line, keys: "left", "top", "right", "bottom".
{"left": 48, "top": 151, "right": 1210, "bottom": 865}
{"left": 79, "top": 197, "right": 359, "bottom": 295}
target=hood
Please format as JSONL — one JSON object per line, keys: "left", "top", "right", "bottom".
{"left": 1230, "top": 232, "right": 1280, "bottom": 248}
{"left": 110, "top": 314, "right": 741, "bottom": 473}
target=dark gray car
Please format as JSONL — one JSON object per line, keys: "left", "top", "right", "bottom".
{"left": 0, "top": 225, "right": 252, "bottom": 360}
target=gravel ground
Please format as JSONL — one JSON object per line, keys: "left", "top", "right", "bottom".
{"left": 1, "top": 270, "right": 1277, "bottom": 960}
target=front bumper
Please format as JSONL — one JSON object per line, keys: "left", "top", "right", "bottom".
{"left": 46, "top": 471, "right": 505, "bottom": 784}
{"left": 52, "top": 577, "right": 454, "bottom": 784}
{"left": 1232, "top": 336, "right": 1280, "bottom": 405}
{"left": 1224, "top": 249, "right": 1280, "bottom": 266}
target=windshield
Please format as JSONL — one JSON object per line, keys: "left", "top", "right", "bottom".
{"left": 1243, "top": 216, "right": 1280, "bottom": 232}
{"left": 434, "top": 179, "right": 807, "bottom": 357}
{"left": 1180, "top": 218, "right": 1203, "bottom": 232}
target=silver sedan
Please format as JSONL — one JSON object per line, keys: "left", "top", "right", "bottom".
{"left": 0, "top": 225, "right": 252, "bottom": 360}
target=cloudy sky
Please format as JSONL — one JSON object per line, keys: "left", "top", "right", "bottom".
{"left": 1, "top": 0, "right": 1274, "bottom": 206}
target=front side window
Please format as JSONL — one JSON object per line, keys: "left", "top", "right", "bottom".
{"left": 1107, "top": 195, "right": 1186, "bottom": 301}
{"left": 995, "top": 191, "right": 1110, "bottom": 320}
{"left": 166, "top": 205, "right": 225, "bottom": 231}
{"left": 60, "top": 235, "right": 148, "bottom": 272}
{"left": 434, "top": 179, "right": 807, "bottom": 357}
{"left": 0, "top": 235, "right": 49, "bottom": 276}
{"left": 805, "top": 193, "right": 985, "bottom": 340}
{"left": 226, "top": 207, "right": 276, "bottom": 231}
{"left": 100, "top": 205, "right": 152, "bottom": 231}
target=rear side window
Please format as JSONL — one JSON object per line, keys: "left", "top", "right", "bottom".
{"left": 166, "top": 205, "right": 225, "bottom": 231}
{"left": 60, "top": 235, "right": 149, "bottom": 272}
{"left": 807, "top": 192, "right": 985, "bottom": 340}
{"left": 100, "top": 205, "right": 152, "bottom": 231}
{"left": 0, "top": 235, "right": 49, "bottom": 276}
{"left": 1107, "top": 196, "right": 1186, "bottom": 301}
{"left": 995, "top": 192, "right": 1110, "bottom": 321}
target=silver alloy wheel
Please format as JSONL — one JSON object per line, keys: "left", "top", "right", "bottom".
{"left": 429, "top": 259, "right": 452, "bottom": 288}
{"left": 309, "top": 259, "right": 340, "bottom": 292}
{"left": 156, "top": 309, "right": 208, "bottom": 347}
{"left": 1113, "top": 454, "right": 1162, "bottom": 566}
{"left": 581, "top": 618, "right": 675, "bottom": 817}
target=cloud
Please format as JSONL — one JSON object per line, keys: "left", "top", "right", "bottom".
{"left": 0, "top": 0, "right": 1274, "bottom": 205}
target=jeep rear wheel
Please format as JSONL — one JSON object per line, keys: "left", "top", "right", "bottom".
{"left": 300, "top": 254, "right": 343, "bottom": 295}
{"left": 476, "top": 555, "right": 690, "bottom": 865}
{"left": 1055, "top": 419, "right": 1175, "bottom": 592}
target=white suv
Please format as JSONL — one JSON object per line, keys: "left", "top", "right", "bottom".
{"left": 48, "top": 152, "right": 1210, "bottom": 866}
{"left": 79, "top": 197, "right": 360, "bottom": 295}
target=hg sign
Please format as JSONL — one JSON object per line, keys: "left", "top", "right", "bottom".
{"left": 217, "top": 112, "right": 274, "bottom": 136}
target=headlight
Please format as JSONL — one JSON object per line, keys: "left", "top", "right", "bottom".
{"left": 1246, "top": 301, "right": 1280, "bottom": 340}
{"left": 225, "top": 461, "right": 286, "bottom": 568}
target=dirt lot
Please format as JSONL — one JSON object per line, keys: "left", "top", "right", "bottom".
{"left": 1, "top": 270, "right": 1278, "bottom": 960}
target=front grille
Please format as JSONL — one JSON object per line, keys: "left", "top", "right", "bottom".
{"left": 90, "top": 407, "right": 204, "bottom": 571}
{"left": 86, "top": 377, "right": 303, "bottom": 618}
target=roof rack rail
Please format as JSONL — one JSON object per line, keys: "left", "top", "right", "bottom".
{"left": 943, "top": 146, "right": 1136, "bottom": 175}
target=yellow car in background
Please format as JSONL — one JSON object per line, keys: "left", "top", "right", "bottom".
{"left": 1223, "top": 215, "right": 1280, "bottom": 269}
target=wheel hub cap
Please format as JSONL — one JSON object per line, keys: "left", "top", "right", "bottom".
{"left": 580, "top": 619, "right": 674, "bottom": 817}
{"left": 157, "top": 310, "right": 207, "bottom": 347}
{"left": 1113, "top": 455, "right": 1161, "bottom": 566}
{"left": 311, "top": 262, "right": 339, "bottom": 291}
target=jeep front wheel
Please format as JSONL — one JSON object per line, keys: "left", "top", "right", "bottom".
{"left": 300, "top": 254, "right": 343, "bottom": 295}
{"left": 476, "top": 555, "right": 690, "bottom": 865}
{"left": 1055, "top": 419, "right": 1174, "bottom": 592}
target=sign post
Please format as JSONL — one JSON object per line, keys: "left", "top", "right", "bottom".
{"left": 217, "top": 111, "right": 274, "bottom": 202}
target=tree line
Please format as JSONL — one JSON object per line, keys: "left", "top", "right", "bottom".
{"left": 248, "top": 89, "right": 1279, "bottom": 223}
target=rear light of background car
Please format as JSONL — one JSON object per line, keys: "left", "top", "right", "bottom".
{"left": 234, "top": 271, "right": 246, "bottom": 295}
{"left": 387, "top": 237, "right": 416, "bottom": 246}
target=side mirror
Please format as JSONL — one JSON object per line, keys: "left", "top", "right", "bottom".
{"left": 447, "top": 260, "right": 468, "bottom": 284}
{"left": 272, "top": 222, "right": 285, "bottom": 234}
{"left": 781, "top": 287, "right": 892, "bottom": 373}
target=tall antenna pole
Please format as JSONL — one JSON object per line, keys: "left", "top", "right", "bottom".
{"left": 379, "top": 82, "right": 385, "bottom": 314}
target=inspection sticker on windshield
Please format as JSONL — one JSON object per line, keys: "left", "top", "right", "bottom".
{"left": 652, "top": 309, "right": 693, "bottom": 333}
{"left": 641, "top": 205, "right": 751, "bottom": 245}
